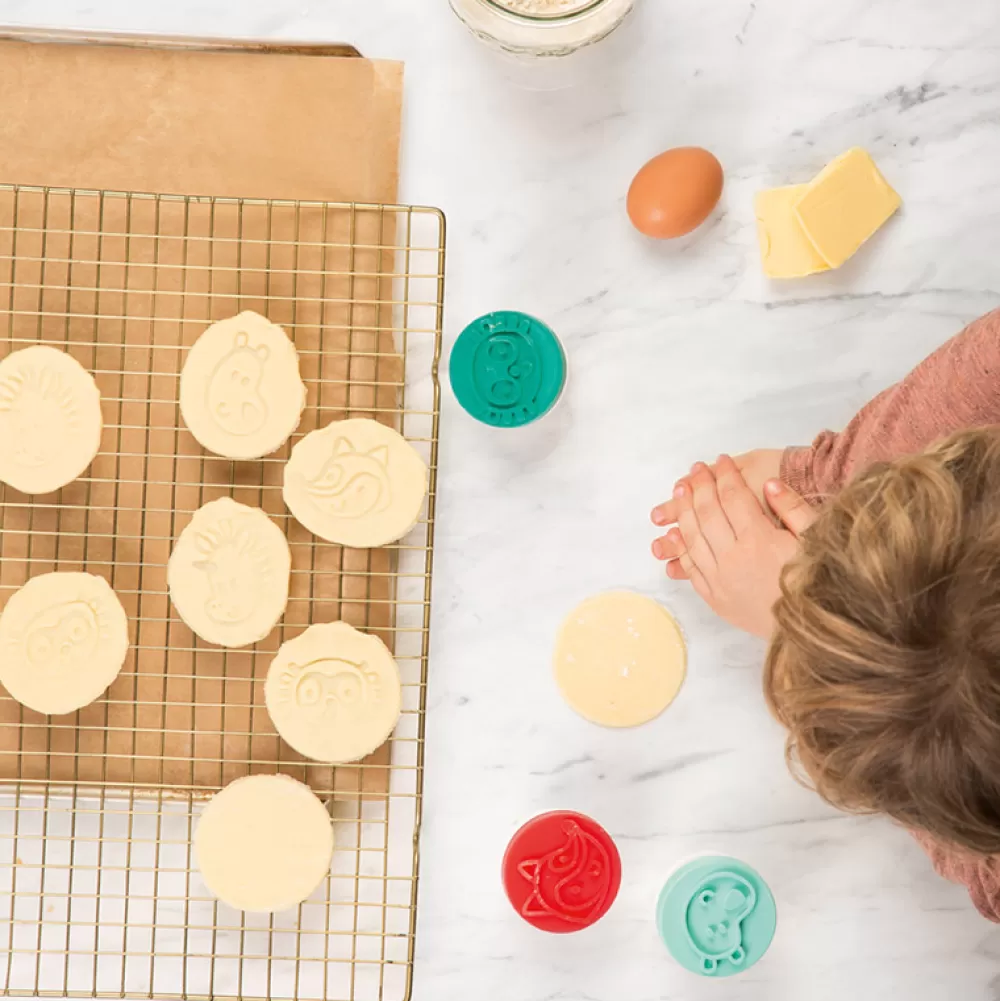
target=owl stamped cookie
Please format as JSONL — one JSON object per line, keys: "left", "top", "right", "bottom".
{"left": 264, "top": 621, "right": 402, "bottom": 764}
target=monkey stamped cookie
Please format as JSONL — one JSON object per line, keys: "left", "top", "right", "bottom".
{"left": 265, "top": 621, "right": 402, "bottom": 764}
{"left": 283, "top": 418, "right": 428, "bottom": 548}
{"left": 168, "top": 498, "right": 291, "bottom": 648}
{"left": 180, "top": 311, "right": 306, "bottom": 459}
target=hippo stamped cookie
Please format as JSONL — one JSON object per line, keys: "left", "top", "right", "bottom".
{"left": 180, "top": 311, "right": 306, "bottom": 459}
{"left": 168, "top": 498, "right": 291, "bottom": 648}
{"left": 282, "top": 418, "right": 428, "bottom": 548}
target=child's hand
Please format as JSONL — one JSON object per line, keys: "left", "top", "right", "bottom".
{"left": 651, "top": 449, "right": 783, "bottom": 543}
{"left": 650, "top": 455, "right": 816, "bottom": 637}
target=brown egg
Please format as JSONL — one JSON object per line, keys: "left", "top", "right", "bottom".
{"left": 627, "top": 147, "right": 724, "bottom": 239}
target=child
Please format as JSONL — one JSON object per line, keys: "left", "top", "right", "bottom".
{"left": 650, "top": 307, "right": 1000, "bottom": 921}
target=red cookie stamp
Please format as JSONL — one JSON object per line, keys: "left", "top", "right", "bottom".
{"left": 502, "top": 811, "right": 621, "bottom": 933}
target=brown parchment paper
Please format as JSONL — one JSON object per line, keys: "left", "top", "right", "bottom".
{"left": 0, "top": 39, "right": 406, "bottom": 800}
{"left": 0, "top": 38, "right": 402, "bottom": 202}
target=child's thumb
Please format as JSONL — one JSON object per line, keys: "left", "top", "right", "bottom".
{"left": 763, "top": 480, "right": 817, "bottom": 538}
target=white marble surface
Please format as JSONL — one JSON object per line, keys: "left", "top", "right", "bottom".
{"left": 2, "top": 1, "right": 1000, "bottom": 998}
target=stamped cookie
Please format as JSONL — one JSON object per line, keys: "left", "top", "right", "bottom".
{"left": 168, "top": 497, "right": 291, "bottom": 648}
{"left": 282, "top": 418, "right": 428, "bottom": 548}
{"left": 0, "top": 345, "right": 103, "bottom": 494}
{"left": 0, "top": 572, "right": 129, "bottom": 715}
{"left": 195, "top": 774, "right": 334, "bottom": 914}
{"left": 554, "top": 592, "right": 686, "bottom": 728}
{"left": 265, "top": 621, "right": 402, "bottom": 764}
{"left": 179, "top": 311, "right": 306, "bottom": 459}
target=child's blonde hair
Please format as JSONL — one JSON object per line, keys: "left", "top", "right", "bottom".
{"left": 765, "top": 427, "right": 1000, "bottom": 854}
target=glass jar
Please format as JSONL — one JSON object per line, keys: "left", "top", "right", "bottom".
{"left": 450, "top": 0, "right": 635, "bottom": 59}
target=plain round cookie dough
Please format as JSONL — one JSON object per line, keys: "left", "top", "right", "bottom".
{"left": 265, "top": 621, "right": 402, "bottom": 764}
{"left": 195, "top": 774, "right": 334, "bottom": 914}
{"left": 554, "top": 592, "right": 686, "bottom": 728}
{"left": 180, "top": 311, "right": 306, "bottom": 459}
{"left": 283, "top": 418, "right": 428, "bottom": 548}
{"left": 0, "top": 572, "right": 129, "bottom": 715}
{"left": 168, "top": 498, "right": 291, "bottom": 648}
{"left": 0, "top": 345, "right": 103, "bottom": 494}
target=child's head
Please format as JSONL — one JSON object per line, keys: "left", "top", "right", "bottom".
{"left": 765, "top": 427, "right": 1000, "bottom": 855}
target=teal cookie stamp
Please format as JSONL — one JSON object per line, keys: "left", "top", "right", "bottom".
{"left": 656, "top": 856, "right": 776, "bottom": 977}
{"left": 449, "top": 311, "right": 566, "bottom": 428}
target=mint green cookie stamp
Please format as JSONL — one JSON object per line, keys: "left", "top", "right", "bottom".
{"left": 449, "top": 311, "right": 566, "bottom": 428}
{"left": 656, "top": 856, "right": 776, "bottom": 977}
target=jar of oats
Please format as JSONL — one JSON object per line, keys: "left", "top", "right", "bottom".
{"left": 450, "top": 0, "right": 635, "bottom": 58}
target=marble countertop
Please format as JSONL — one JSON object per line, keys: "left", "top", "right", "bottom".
{"left": 2, "top": 1, "right": 1000, "bottom": 998}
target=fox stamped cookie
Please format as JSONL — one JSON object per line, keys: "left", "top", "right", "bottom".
{"left": 282, "top": 418, "right": 428, "bottom": 548}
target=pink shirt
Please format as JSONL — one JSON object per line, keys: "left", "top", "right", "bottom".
{"left": 781, "top": 306, "right": 1000, "bottom": 921}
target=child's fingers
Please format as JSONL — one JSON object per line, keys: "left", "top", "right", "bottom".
{"left": 665, "top": 558, "right": 691, "bottom": 581}
{"left": 651, "top": 478, "right": 690, "bottom": 526}
{"left": 651, "top": 499, "right": 677, "bottom": 526}
{"left": 715, "top": 454, "right": 770, "bottom": 537}
{"left": 676, "top": 479, "right": 718, "bottom": 572}
{"left": 651, "top": 528, "right": 684, "bottom": 561}
{"left": 688, "top": 462, "right": 735, "bottom": 554}
{"left": 763, "top": 479, "right": 818, "bottom": 537}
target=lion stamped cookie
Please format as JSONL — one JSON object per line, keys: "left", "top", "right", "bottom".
{"left": 0, "top": 345, "right": 103, "bottom": 494}
{"left": 168, "top": 498, "right": 291, "bottom": 649}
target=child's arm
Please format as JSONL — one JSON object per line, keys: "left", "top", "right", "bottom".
{"left": 783, "top": 307, "right": 1000, "bottom": 502}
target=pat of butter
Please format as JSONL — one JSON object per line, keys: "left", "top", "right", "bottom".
{"left": 794, "top": 148, "right": 901, "bottom": 268}
{"left": 754, "top": 185, "right": 831, "bottom": 279}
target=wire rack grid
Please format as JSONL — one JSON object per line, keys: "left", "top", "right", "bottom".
{"left": 0, "top": 183, "right": 445, "bottom": 1001}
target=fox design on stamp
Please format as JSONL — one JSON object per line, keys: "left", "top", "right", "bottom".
{"left": 517, "top": 820, "right": 613, "bottom": 924}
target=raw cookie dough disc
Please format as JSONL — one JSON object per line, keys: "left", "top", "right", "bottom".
{"left": 265, "top": 621, "right": 402, "bottom": 764}
{"left": 554, "top": 591, "right": 686, "bottom": 728}
{"left": 0, "top": 345, "right": 103, "bottom": 494}
{"left": 195, "top": 774, "right": 334, "bottom": 914}
{"left": 0, "top": 572, "right": 129, "bottom": 715}
{"left": 168, "top": 498, "right": 291, "bottom": 648}
{"left": 282, "top": 418, "right": 428, "bottom": 548}
{"left": 180, "top": 311, "right": 306, "bottom": 459}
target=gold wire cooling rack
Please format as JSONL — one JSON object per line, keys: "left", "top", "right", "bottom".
{"left": 0, "top": 183, "right": 445, "bottom": 1001}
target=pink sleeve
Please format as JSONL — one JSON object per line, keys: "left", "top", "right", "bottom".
{"left": 780, "top": 308, "right": 1000, "bottom": 503}
{"left": 912, "top": 832, "right": 1000, "bottom": 922}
